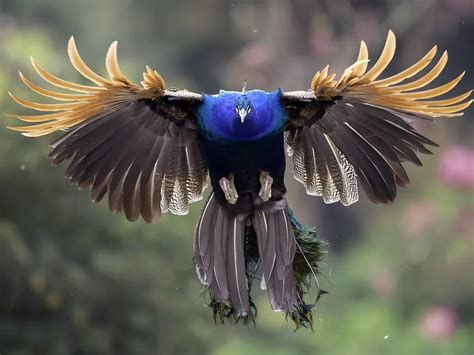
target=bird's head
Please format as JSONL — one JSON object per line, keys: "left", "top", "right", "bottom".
{"left": 235, "top": 95, "right": 253, "bottom": 123}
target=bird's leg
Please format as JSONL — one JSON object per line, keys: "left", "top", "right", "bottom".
{"left": 259, "top": 171, "right": 273, "bottom": 202}
{"left": 219, "top": 175, "right": 239, "bottom": 204}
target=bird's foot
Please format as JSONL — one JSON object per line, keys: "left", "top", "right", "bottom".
{"left": 219, "top": 175, "right": 238, "bottom": 204}
{"left": 259, "top": 171, "right": 273, "bottom": 202}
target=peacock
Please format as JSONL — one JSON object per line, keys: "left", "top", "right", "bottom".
{"left": 6, "top": 30, "right": 472, "bottom": 328}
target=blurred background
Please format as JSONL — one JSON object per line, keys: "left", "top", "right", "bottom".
{"left": 0, "top": 0, "right": 473, "bottom": 354}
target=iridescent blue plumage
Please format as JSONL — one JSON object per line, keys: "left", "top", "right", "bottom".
{"left": 196, "top": 89, "right": 287, "bottom": 142}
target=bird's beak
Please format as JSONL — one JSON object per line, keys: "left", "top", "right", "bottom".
{"left": 238, "top": 108, "right": 248, "bottom": 123}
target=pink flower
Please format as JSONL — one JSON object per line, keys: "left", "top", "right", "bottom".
{"left": 419, "top": 306, "right": 458, "bottom": 341}
{"left": 402, "top": 200, "right": 435, "bottom": 237}
{"left": 438, "top": 146, "right": 474, "bottom": 189}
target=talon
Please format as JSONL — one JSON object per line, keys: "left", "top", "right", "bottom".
{"left": 259, "top": 171, "right": 273, "bottom": 202}
{"left": 219, "top": 175, "right": 238, "bottom": 204}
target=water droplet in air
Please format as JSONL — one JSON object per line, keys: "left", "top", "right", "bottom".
{"left": 20, "top": 164, "right": 26, "bottom": 171}
{"left": 384, "top": 335, "right": 389, "bottom": 340}
{"left": 252, "top": 29, "right": 258, "bottom": 33}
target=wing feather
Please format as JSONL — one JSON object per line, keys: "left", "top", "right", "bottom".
{"left": 7, "top": 37, "right": 207, "bottom": 223}
{"left": 310, "top": 31, "right": 471, "bottom": 117}
{"left": 284, "top": 30, "right": 471, "bottom": 204}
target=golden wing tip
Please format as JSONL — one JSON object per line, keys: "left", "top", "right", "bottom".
{"left": 455, "top": 70, "right": 466, "bottom": 82}
{"left": 385, "top": 29, "right": 396, "bottom": 46}
{"left": 8, "top": 92, "right": 24, "bottom": 106}
{"left": 30, "top": 56, "right": 41, "bottom": 70}
{"left": 108, "top": 40, "right": 119, "bottom": 51}
{"left": 313, "top": 30, "right": 471, "bottom": 119}
{"left": 105, "top": 40, "right": 129, "bottom": 83}
{"left": 5, "top": 125, "right": 23, "bottom": 132}
{"left": 106, "top": 41, "right": 119, "bottom": 61}
{"left": 67, "top": 36, "right": 77, "bottom": 51}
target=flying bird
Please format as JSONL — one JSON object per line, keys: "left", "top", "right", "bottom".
{"left": 6, "top": 30, "right": 472, "bottom": 328}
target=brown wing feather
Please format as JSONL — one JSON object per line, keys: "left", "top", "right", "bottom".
{"left": 284, "top": 30, "right": 472, "bottom": 205}
{"left": 6, "top": 37, "right": 207, "bottom": 223}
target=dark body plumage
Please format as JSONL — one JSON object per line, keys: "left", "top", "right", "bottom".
{"left": 202, "top": 125, "right": 287, "bottom": 213}
{"left": 6, "top": 31, "right": 472, "bottom": 327}
{"left": 196, "top": 90, "right": 289, "bottom": 214}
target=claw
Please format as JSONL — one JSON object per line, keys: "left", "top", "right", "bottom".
{"left": 259, "top": 171, "right": 273, "bottom": 202}
{"left": 219, "top": 175, "right": 238, "bottom": 204}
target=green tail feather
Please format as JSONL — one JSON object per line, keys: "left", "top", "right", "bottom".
{"left": 287, "top": 208, "right": 328, "bottom": 330}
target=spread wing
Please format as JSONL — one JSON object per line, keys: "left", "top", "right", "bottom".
{"left": 282, "top": 30, "right": 472, "bottom": 205}
{"left": 6, "top": 37, "right": 208, "bottom": 223}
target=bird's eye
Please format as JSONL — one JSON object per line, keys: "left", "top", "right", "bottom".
{"left": 247, "top": 106, "right": 252, "bottom": 114}
{"left": 235, "top": 106, "right": 239, "bottom": 114}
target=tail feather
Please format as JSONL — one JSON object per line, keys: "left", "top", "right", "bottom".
{"left": 193, "top": 193, "right": 218, "bottom": 285}
{"left": 277, "top": 209, "right": 296, "bottom": 270}
{"left": 194, "top": 193, "right": 250, "bottom": 314}
{"left": 252, "top": 210, "right": 269, "bottom": 290}
{"left": 226, "top": 215, "right": 250, "bottom": 316}
{"left": 253, "top": 207, "right": 298, "bottom": 314}
{"left": 211, "top": 206, "right": 229, "bottom": 301}
{"left": 195, "top": 194, "right": 318, "bottom": 325}
{"left": 260, "top": 211, "right": 276, "bottom": 292}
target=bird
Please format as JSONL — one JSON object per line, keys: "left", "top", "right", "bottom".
{"left": 6, "top": 30, "right": 472, "bottom": 328}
